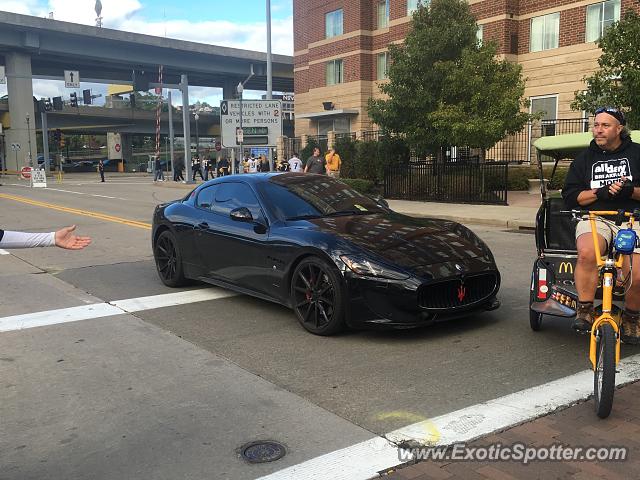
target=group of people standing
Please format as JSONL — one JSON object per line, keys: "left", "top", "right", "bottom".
{"left": 297, "top": 147, "right": 341, "bottom": 177}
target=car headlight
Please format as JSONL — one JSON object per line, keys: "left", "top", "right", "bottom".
{"left": 340, "top": 255, "right": 410, "bottom": 280}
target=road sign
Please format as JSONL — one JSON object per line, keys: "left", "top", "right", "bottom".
{"left": 220, "top": 99, "right": 282, "bottom": 148}
{"left": 107, "top": 132, "right": 123, "bottom": 160}
{"left": 20, "top": 166, "right": 32, "bottom": 180}
{"left": 215, "top": 141, "right": 222, "bottom": 152}
{"left": 31, "top": 168, "right": 47, "bottom": 188}
{"left": 11, "top": 143, "right": 20, "bottom": 151}
{"left": 64, "top": 70, "right": 80, "bottom": 88}
{"left": 0, "top": 65, "right": 5, "bottom": 84}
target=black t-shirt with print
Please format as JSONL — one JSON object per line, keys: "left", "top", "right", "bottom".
{"left": 305, "top": 155, "right": 326, "bottom": 174}
{"left": 562, "top": 136, "right": 640, "bottom": 211}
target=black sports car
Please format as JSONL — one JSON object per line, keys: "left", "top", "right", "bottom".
{"left": 152, "top": 173, "right": 500, "bottom": 335}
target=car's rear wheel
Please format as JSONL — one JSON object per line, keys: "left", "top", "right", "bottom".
{"left": 154, "top": 230, "right": 187, "bottom": 287}
{"left": 290, "top": 257, "right": 345, "bottom": 335}
{"left": 530, "top": 309, "right": 543, "bottom": 331}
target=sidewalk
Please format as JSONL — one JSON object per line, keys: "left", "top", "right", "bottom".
{"left": 385, "top": 380, "right": 640, "bottom": 479}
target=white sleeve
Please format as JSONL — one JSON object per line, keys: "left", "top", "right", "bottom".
{"left": 0, "top": 231, "right": 56, "bottom": 248}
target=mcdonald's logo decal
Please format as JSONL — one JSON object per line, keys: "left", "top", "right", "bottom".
{"left": 558, "top": 262, "right": 574, "bottom": 274}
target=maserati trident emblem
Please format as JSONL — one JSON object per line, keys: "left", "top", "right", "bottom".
{"left": 457, "top": 284, "right": 467, "bottom": 302}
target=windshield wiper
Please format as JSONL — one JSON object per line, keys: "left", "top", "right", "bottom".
{"left": 286, "top": 214, "right": 322, "bottom": 221}
{"left": 325, "top": 209, "right": 377, "bottom": 217}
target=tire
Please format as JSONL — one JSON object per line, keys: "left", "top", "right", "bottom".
{"left": 530, "top": 309, "right": 543, "bottom": 331}
{"left": 290, "top": 256, "right": 345, "bottom": 336}
{"left": 154, "top": 230, "right": 188, "bottom": 287}
{"left": 594, "top": 323, "right": 616, "bottom": 419}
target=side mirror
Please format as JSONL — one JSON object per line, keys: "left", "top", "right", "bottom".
{"left": 230, "top": 207, "right": 253, "bottom": 222}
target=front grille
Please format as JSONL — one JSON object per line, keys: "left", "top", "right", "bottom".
{"left": 418, "top": 273, "right": 498, "bottom": 309}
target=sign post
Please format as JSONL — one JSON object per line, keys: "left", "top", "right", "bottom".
{"left": 220, "top": 99, "right": 282, "bottom": 149}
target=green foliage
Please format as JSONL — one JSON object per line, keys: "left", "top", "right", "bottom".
{"left": 505, "top": 165, "right": 569, "bottom": 190}
{"left": 572, "top": 11, "right": 640, "bottom": 128}
{"left": 334, "top": 136, "right": 357, "bottom": 178}
{"left": 339, "top": 178, "right": 376, "bottom": 194}
{"left": 368, "top": 0, "right": 533, "bottom": 156}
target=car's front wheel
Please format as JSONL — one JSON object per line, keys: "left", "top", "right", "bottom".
{"left": 154, "top": 230, "right": 187, "bottom": 287}
{"left": 290, "top": 257, "right": 345, "bottom": 335}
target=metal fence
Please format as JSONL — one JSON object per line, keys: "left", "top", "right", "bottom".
{"left": 283, "top": 137, "right": 302, "bottom": 161}
{"left": 306, "top": 134, "right": 328, "bottom": 153}
{"left": 384, "top": 158, "right": 509, "bottom": 205}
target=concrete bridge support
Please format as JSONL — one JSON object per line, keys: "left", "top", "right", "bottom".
{"left": 4, "top": 52, "right": 37, "bottom": 171}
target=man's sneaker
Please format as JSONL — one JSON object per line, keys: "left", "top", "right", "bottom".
{"left": 621, "top": 310, "right": 640, "bottom": 345}
{"left": 572, "top": 302, "right": 594, "bottom": 333}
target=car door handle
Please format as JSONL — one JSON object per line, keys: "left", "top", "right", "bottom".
{"left": 197, "top": 221, "right": 209, "bottom": 229}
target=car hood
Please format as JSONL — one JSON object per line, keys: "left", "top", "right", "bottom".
{"left": 300, "top": 212, "right": 494, "bottom": 274}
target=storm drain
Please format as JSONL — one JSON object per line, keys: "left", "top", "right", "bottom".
{"left": 240, "top": 441, "right": 287, "bottom": 464}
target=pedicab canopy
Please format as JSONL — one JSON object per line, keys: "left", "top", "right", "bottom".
{"left": 533, "top": 130, "right": 640, "bottom": 197}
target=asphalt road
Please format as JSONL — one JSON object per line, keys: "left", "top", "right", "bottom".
{"left": 2, "top": 174, "right": 637, "bottom": 479}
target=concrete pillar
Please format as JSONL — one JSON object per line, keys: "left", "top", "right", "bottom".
{"left": 328, "top": 130, "right": 336, "bottom": 149}
{"left": 5, "top": 52, "right": 37, "bottom": 171}
{"left": 276, "top": 135, "right": 285, "bottom": 162}
{"left": 301, "top": 134, "right": 308, "bottom": 150}
{"left": 120, "top": 133, "right": 134, "bottom": 172}
{"left": 356, "top": 130, "right": 364, "bottom": 141}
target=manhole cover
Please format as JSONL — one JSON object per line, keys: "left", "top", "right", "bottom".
{"left": 241, "top": 441, "right": 286, "bottom": 464}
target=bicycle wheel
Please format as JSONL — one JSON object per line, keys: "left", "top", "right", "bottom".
{"left": 594, "top": 323, "right": 616, "bottom": 418}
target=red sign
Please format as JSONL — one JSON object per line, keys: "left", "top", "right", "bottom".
{"left": 215, "top": 141, "right": 222, "bottom": 152}
{"left": 115, "top": 143, "right": 121, "bottom": 153}
{"left": 20, "top": 166, "right": 32, "bottom": 180}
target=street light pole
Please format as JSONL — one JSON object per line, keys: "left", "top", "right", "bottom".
{"left": 194, "top": 112, "right": 200, "bottom": 160}
{"left": 237, "top": 82, "right": 244, "bottom": 174}
{"left": 25, "top": 113, "right": 33, "bottom": 167}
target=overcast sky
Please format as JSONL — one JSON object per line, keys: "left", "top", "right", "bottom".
{"left": 0, "top": 0, "right": 293, "bottom": 105}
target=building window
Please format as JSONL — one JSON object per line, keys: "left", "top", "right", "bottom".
{"left": 530, "top": 13, "right": 560, "bottom": 52}
{"left": 326, "top": 59, "right": 344, "bottom": 85}
{"left": 378, "top": 0, "right": 389, "bottom": 29}
{"left": 318, "top": 117, "right": 350, "bottom": 135}
{"left": 377, "top": 52, "right": 389, "bottom": 80}
{"left": 325, "top": 9, "right": 343, "bottom": 38}
{"left": 586, "top": 0, "right": 620, "bottom": 42}
{"left": 531, "top": 95, "right": 558, "bottom": 136}
{"left": 476, "top": 24, "right": 483, "bottom": 44}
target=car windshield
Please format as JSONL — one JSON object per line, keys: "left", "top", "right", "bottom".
{"left": 258, "top": 175, "right": 385, "bottom": 221}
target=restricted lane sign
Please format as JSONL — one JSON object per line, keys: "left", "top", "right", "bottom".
{"left": 64, "top": 70, "right": 80, "bottom": 88}
{"left": 220, "top": 99, "right": 282, "bottom": 148}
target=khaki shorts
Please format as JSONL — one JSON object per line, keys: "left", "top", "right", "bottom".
{"left": 575, "top": 219, "right": 640, "bottom": 254}
{"left": 328, "top": 170, "right": 340, "bottom": 178}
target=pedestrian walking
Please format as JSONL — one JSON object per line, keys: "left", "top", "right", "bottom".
{"left": 288, "top": 152, "right": 303, "bottom": 172}
{"left": 98, "top": 159, "right": 105, "bottom": 182}
{"left": 304, "top": 147, "right": 326, "bottom": 174}
{"left": 153, "top": 156, "right": 165, "bottom": 182}
{"left": 325, "top": 147, "right": 342, "bottom": 178}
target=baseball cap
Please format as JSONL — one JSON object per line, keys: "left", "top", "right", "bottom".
{"left": 595, "top": 107, "right": 626, "bottom": 126}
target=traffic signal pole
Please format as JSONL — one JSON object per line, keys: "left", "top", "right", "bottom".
{"left": 40, "top": 110, "right": 50, "bottom": 172}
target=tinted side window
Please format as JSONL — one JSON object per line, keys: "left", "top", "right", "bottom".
{"left": 212, "top": 183, "right": 263, "bottom": 221}
{"left": 196, "top": 185, "right": 217, "bottom": 209}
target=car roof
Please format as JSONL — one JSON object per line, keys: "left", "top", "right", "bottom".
{"left": 200, "top": 172, "right": 307, "bottom": 187}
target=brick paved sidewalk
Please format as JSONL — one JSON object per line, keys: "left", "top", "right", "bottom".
{"left": 385, "top": 381, "right": 640, "bottom": 480}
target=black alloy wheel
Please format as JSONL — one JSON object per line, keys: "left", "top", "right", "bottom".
{"left": 290, "top": 257, "right": 345, "bottom": 335}
{"left": 154, "top": 230, "right": 187, "bottom": 287}
{"left": 594, "top": 323, "right": 616, "bottom": 419}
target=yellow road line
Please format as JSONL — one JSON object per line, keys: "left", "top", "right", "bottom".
{"left": 0, "top": 193, "right": 152, "bottom": 230}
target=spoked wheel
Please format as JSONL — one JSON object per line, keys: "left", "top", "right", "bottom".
{"left": 290, "top": 257, "right": 345, "bottom": 335}
{"left": 530, "top": 309, "right": 543, "bottom": 331}
{"left": 154, "top": 230, "right": 187, "bottom": 287}
{"left": 594, "top": 323, "right": 616, "bottom": 418}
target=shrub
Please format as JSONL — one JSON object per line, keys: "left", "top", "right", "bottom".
{"left": 340, "top": 178, "right": 376, "bottom": 194}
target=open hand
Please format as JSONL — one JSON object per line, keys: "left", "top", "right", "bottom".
{"left": 54, "top": 225, "right": 92, "bottom": 250}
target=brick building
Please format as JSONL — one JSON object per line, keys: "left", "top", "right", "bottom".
{"left": 293, "top": 0, "right": 637, "bottom": 138}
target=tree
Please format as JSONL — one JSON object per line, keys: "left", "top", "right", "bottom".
{"left": 571, "top": 11, "right": 640, "bottom": 128}
{"left": 368, "top": 0, "right": 532, "bottom": 158}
